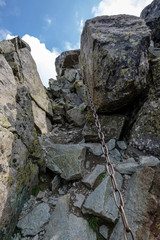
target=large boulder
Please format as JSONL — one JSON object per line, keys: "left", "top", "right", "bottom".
{"left": 80, "top": 15, "right": 150, "bottom": 113}
{"left": 82, "top": 114, "right": 125, "bottom": 142}
{"left": 0, "top": 37, "right": 52, "bottom": 239}
{"left": 141, "top": 0, "right": 160, "bottom": 47}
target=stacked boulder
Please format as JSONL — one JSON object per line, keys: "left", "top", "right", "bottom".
{"left": 48, "top": 50, "right": 86, "bottom": 127}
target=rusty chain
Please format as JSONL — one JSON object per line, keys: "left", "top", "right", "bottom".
{"left": 82, "top": 70, "right": 136, "bottom": 240}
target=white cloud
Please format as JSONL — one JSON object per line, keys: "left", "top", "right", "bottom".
{"left": 64, "top": 41, "right": 80, "bottom": 51}
{"left": 45, "top": 17, "right": 52, "bottom": 26}
{"left": 92, "top": 0, "right": 153, "bottom": 17}
{"left": 79, "top": 19, "right": 84, "bottom": 33}
{"left": 0, "top": 0, "right": 6, "bottom": 7}
{"left": 75, "top": 11, "right": 84, "bottom": 33}
{"left": 0, "top": 29, "right": 11, "bottom": 41}
{"left": 6, "top": 33, "right": 17, "bottom": 39}
{"left": 22, "top": 34, "right": 59, "bottom": 87}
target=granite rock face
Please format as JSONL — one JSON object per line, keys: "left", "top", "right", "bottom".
{"left": 80, "top": 15, "right": 150, "bottom": 113}
{"left": 0, "top": 37, "right": 52, "bottom": 239}
{"left": 141, "top": 0, "right": 160, "bottom": 47}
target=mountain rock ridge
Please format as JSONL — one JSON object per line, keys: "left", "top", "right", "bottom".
{"left": 0, "top": 1, "right": 160, "bottom": 240}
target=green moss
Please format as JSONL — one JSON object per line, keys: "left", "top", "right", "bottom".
{"left": 88, "top": 216, "right": 105, "bottom": 240}
{"left": 32, "top": 185, "right": 40, "bottom": 196}
{"left": 88, "top": 216, "right": 99, "bottom": 232}
{"left": 97, "top": 172, "right": 106, "bottom": 181}
{"left": 0, "top": 116, "right": 10, "bottom": 128}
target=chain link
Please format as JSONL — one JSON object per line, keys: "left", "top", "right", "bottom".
{"left": 83, "top": 70, "right": 136, "bottom": 240}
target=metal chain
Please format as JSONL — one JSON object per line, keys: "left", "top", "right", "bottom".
{"left": 82, "top": 70, "right": 136, "bottom": 240}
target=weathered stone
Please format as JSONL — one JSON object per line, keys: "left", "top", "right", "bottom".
{"left": 41, "top": 141, "right": 86, "bottom": 180}
{"left": 139, "top": 155, "right": 160, "bottom": 167}
{"left": 141, "top": 0, "right": 160, "bottom": 47}
{"left": 83, "top": 115, "right": 125, "bottom": 142}
{"left": 51, "top": 175, "right": 61, "bottom": 192}
{"left": 32, "top": 100, "right": 49, "bottom": 134}
{"left": 52, "top": 99, "right": 66, "bottom": 123}
{"left": 106, "top": 139, "right": 116, "bottom": 151}
{"left": 80, "top": 143, "right": 102, "bottom": 156}
{"left": 82, "top": 172, "right": 123, "bottom": 223}
{"left": 55, "top": 50, "right": 80, "bottom": 76}
{"left": 110, "top": 166, "right": 160, "bottom": 240}
{"left": 44, "top": 194, "right": 97, "bottom": 240}
{"left": 117, "top": 141, "right": 127, "bottom": 150}
{"left": 64, "top": 68, "right": 79, "bottom": 82}
{"left": 66, "top": 106, "right": 85, "bottom": 127}
{"left": 48, "top": 79, "right": 61, "bottom": 98}
{"left": 32, "top": 235, "right": 38, "bottom": 240}
{"left": 129, "top": 95, "right": 160, "bottom": 157}
{"left": 150, "top": 57, "right": 160, "bottom": 93}
{"left": 63, "top": 92, "right": 82, "bottom": 108}
{"left": 81, "top": 15, "right": 150, "bottom": 113}
{"left": 82, "top": 165, "right": 106, "bottom": 188}
{"left": 99, "top": 225, "right": 109, "bottom": 239}
{"left": 109, "top": 148, "right": 122, "bottom": 162}
{"left": 0, "top": 39, "right": 15, "bottom": 54}
{"left": 17, "top": 203, "right": 50, "bottom": 236}
{"left": 115, "top": 162, "right": 140, "bottom": 175}
{"left": 74, "top": 80, "right": 86, "bottom": 102}
{"left": 73, "top": 194, "right": 86, "bottom": 209}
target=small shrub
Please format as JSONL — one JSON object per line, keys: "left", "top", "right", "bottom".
{"left": 32, "top": 185, "right": 40, "bottom": 196}
{"left": 97, "top": 172, "right": 106, "bottom": 181}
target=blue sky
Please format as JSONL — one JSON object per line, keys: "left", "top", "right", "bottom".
{"left": 0, "top": 0, "right": 152, "bottom": 87}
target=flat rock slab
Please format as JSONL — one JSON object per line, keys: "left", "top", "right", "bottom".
{"left": 115, "top": 162, "right": 141, "bottom": 175}
{"left": 81, "top": 15, "right": 150, "bottom": 113}
{"left": 139, "top": 156, "right": 160, "bottom": 167}
{"left": 116, "top": 155, "right": 160, "bottom": 175}
{"left": 44, "top": 194, "right": 97, "bottom": 240}
{"left": 42, "top": 141, "right": 86, "bottom": 180}
{"left": 17, "top": 203, "right": 50, "bottom": 236}
{"left": 82, "top": 172, "right": 123, "bottom": 223}
{"left": 82, "top": 115, "right": 125, "bottom": 142}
